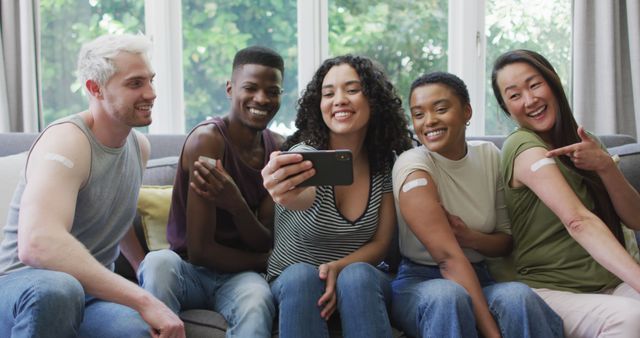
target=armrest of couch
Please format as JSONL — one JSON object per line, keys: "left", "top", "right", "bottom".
{"left": 609, "top": 143, "right": 640, "bottom": 192}
{"left": 609, "top": 143, "right": 640, "bottom": 244}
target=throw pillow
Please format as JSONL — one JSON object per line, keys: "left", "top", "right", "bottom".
{"left": 0, "top": 152, "right": 28, "bottom": 243}
{"left": 137, "top": 185, "right": 173, "bottom": 251}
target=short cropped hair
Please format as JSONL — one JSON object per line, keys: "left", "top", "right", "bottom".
{"left": 409, "top": 71, "right": 470, "bottom": 107}
{"left": 77, "top": 33, "right": 153, "bottom": 90}
{"left": 232, "top": 46, "right": 284, "bottom": 75}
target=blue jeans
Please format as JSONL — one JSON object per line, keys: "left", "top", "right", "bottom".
{"left": 391, "top": 258, "right": 564, "bottom": 338}
{"left": 0, "top": 268, "right": 149, "bottom": 338}
{"left": 138, "top": 249, "right": 275, "bottom": 338}
{"left": 270, "top": 262, "right": 393, "bottom": 338}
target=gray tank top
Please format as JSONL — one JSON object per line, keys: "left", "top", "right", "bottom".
{"left": 0, "top": 115, "right": 143, "bottom": 275}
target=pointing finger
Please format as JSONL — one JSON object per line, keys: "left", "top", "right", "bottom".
{"left": 546, "top": 145, "right": 576, "bottom": 158}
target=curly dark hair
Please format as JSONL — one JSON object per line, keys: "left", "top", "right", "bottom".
{"left": 283, "top": 54, "right": 412, "bottom": 175}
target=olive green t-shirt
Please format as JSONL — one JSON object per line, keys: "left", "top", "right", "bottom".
{"left": 500, "top": 128, "right": 619, "bottom": 292}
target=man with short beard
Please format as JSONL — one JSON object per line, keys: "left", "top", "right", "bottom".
{"left": 0, "top": 34, "right": 184, "bottom": 338}
{"left": 138, "top": 46, "right": 284, "bottom": 338}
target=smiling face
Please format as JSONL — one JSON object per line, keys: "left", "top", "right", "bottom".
{"left": 319, "top": 64, "right": 371, "bottom": 139}
{"left": 227, "top": 63, "right": 283, "bottom": 131}
{"left": 100, "top": 52, "right": 156, "bottom": 127}
{"left": 496, "top": 62, "right": 558, "bottom": 141}
{"left": 410, "top": 83, "right": 471, "bottom": 160}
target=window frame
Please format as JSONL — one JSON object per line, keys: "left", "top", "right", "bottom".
{"left": 144, "top": 0, "right": 488, "bottom": 135}
{"left": 144, "top": 0, "right": 185, "bottom": 134}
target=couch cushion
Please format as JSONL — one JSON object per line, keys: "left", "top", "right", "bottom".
{"left": 137, "top": 185, "right": 172, "bottom": 251}
{"left": 598, "top": 134, "right": 637, "bottom": 148}
{"left": 0, "top": 133, "right": 37, "bottom": 156}
{"left": 146, "top": 134, "right": 186, "bottom": 160}
{"left": 609, "top": 143, "right": 640, "bottom": 192}
{"left": 0, "top": 152, "right": 28, "bottom": 243}
{"left": 143, "top": 156, "right": 179, "bottom": 186}
{"left": 180, "top": 309, "right": 227, "bottom": 337}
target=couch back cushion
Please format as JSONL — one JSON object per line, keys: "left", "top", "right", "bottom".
{"left": 0, "top": 133, "right": 37, "bottom": 156}
{"left": 609, "top": 143, "right": 640, "bottom": 192}
{"left": 0, "top": 152, "right": 28, "bottom": 243}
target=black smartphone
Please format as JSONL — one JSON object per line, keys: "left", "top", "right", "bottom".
{"left": 283, "top": 150, "right": 353, "bottom": 186}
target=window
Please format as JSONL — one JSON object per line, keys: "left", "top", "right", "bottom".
{"left": 40, "top": 0, "right": 144, "bottom": 126}
{"left": 328, "top": 0, "right": 448, "bottom": 111}
{"left": 181, "top": 0, "right": 298, "bottom": 133}
{"left": 39, "top": 0, "right": 571, "bottom": 136}
{"left": 484, "top": 0, "right": 572, "bottom": 135}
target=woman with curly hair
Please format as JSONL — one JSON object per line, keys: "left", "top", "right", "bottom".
{"left": 261, "top": 54, "right": 412, "bottom": 338}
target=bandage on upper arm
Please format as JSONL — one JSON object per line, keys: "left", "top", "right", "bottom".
{"left": 530, "top": 157, "right": 555, "bottom": 172}
{"left": 44, "top": 152, "right": 74, "bottom": 168}
{"left": 402, "top": 178, "right": 428, "bottom": 192}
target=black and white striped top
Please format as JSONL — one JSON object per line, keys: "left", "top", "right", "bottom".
{"left": 265, "top": 150, "right": 392, "bottom": 281}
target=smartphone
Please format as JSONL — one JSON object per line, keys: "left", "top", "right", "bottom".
{"left": 283, "top": 150, "right": 353, "bottom": 187}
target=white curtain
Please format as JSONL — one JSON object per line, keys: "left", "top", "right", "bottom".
{"left": 573, "top": 0, "right": 640, "bottom": 138}
{"left": 0, "top": 0, "right": 41, "bottom": 132}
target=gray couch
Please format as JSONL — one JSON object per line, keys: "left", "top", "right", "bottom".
{"left": 2, "top": 132, "right": 640, "bottom": 338}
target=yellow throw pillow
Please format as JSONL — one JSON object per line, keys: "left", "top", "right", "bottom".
{"left": 137, "top": 185, "right": 172, "bottom": 251}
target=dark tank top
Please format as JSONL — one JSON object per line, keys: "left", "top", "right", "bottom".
{"left": 166, "top": 117, "right": 278, "bottom": 256}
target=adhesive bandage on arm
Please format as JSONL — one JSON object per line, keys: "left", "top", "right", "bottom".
{"left": 402, "top": 178, "right": 428, "bottom": 192}
{"left": 198, "top": 155, "right": 217, "bottom": 166}
{"left": 530, "top": 158, "right": 555, "bottom": 172}
{"left": 44, "top": 152, "right": 74, "bottom": 168}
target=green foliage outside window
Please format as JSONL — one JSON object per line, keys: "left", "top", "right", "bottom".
{"left": 39, "top": 0, "right": 570, "bottom": 135}
{"left": 329, "top": 0, "right": 448, "bottom": 115}
{"left": 484, "top": 0, "right": 571, "bottom": 135}
{"left": 181, "top": 0, "right": 298, "bottom": 131}
{"left": 40, "top": 0, "right": 144, "bottom": 126}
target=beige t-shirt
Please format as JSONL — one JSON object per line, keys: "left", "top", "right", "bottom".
{"left": 392, "top": 141, "right": 510, "bottom": 266}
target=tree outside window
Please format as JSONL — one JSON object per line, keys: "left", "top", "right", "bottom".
{"left": 39, "top": 0, "right": 571, "bottom": 136}
{"left": 484, "top": 0, "right": 571, "bottom": 135}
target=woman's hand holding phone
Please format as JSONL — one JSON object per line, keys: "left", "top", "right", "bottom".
{"left": 262, "top": 151, "right": 316, "bottom": 206}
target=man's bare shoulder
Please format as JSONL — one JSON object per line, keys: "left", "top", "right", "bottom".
{"left": 183, "top": 123, "right": 225, "bottom": 163}
{"left": 30, "top": 123, "right": 91, "bottom": 163}
{"left": 26, "top": 122, "right": 91, "bottom": 186}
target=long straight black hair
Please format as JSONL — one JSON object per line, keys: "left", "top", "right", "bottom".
{"left": 491, "top": 49, "right": 624, "bottom": 245}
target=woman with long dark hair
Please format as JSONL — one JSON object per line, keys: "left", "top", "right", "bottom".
{"left": 492, "top": 49, "right": 640, "bottom": 337}
{"left": 261, "top": 54, "right": 412, "bottom": 338}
